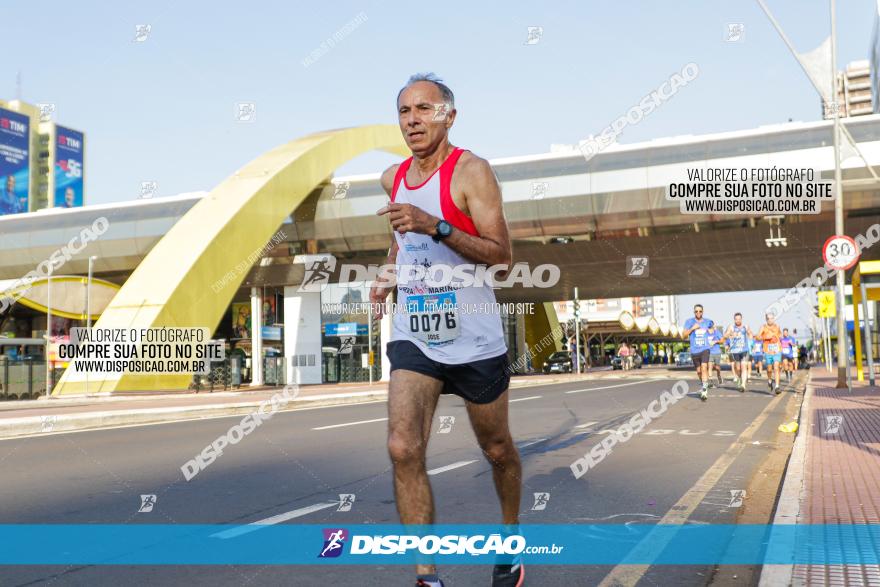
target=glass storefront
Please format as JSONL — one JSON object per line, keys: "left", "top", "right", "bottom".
{"left": 320, "top": 283, "right": 380, "bottom": 383}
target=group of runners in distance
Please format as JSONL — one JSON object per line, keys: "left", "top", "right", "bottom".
{"left": 683, "top": 304, "right": 801, "bottom": 401}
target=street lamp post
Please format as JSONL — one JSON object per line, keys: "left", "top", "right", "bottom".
{"left": 85, "top": 256, "right": 96, "bottom": 395}
{"left": 45, "top": 264, "right": 52, "bottom": 398}
{"left": 86, "top": 256, "right": 96, "bottom": 329}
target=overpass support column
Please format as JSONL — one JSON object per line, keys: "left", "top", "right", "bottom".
{"left": 250, "top": 287, "right": 263, "bottom": 387}
{"left": 380, "top": 310, "right": 392, "bottom": 382}
{"left": 283, "top": 287, "right": 323, "bottom": 385}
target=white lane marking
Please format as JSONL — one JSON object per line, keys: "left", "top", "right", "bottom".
{"left": 597, "top": 388, "right": 788, "bottom": 587}
{"left": 427, "top": 460, "right": 478, "bottom": 476}
{"left": 312, "top": 417, "right": 388, "bottom": 431}
{"left": 574, "top": 421, "right": 599, "bottom": 429}
{"left": 211, "top": 502, "right": 339, "bottom": 539}
{"left": 565, "top": 381, "right": 656, "bottom": 394}
{"left": 518, "top": 438, "right": 548, "bottom": 448}
{"left": 0, "top": 399, "right": 392, "bottom": 441}
{"left": 509, "top": 395, "right": 542, "bottom": 403}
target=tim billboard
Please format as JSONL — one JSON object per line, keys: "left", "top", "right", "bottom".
{"left": 54, "top": 126, "right": 84, "bottom": 208}
{"left": 0, "top": 107, "right": 30, "bottom": 216}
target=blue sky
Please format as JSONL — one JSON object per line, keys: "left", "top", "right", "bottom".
{"left": 3, "top": 0, "right": 875, "bottom": 338}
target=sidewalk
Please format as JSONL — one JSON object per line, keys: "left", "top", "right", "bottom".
{"left": 761, "top": 367, "right": 880, "bottom": 587}
{"left": 0, "top": 366, "right": 677, "bottom": 439}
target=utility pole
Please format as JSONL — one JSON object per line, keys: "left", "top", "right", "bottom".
{"left": 756, "top": 0, "right": 850, "bottom": 387}
{"left": 830, "top": 0, "right": 848, "bottom": 388}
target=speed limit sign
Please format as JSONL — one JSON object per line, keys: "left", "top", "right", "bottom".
{"left": 822, "top": 234, "right": 860, "bottom": 270}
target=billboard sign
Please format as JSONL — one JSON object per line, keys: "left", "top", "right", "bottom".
{"left": 0, "top": 107, "right": 30, "bottom": 215}
{"left": 54, "top": 126, "right": 84, "bottom": 208}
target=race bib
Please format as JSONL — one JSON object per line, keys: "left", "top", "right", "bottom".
{"left": 694, "top": 328, "right": 707, "bottom": 346}
{"left": 767, "top": 342, "right": 780, "bottom": 354}
{"left": 406, "top": 291, "right": 460, "bottom": 345}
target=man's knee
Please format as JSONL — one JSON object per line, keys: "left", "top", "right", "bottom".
{"left": 480, "top": 435, "right": 518, "bottom": 466}
{"left": 388, "top": 432, "right": 425, "bottom": 467}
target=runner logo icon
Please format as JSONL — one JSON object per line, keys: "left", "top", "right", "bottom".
{"left": 298, "top": 255, "right": 337, "bottom": 292}
{"left": 319, "top": 528, "right": 348, "bottom": 558}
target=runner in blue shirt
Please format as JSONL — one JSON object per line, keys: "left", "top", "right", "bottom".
{"left": 723, "top": 313, "right": 753, "bottom": 392}
{"left": 750, "top": 339, "right": 764, "bottom": 378}
{"left": 683, "top": 304, "right": 714, "bottom": 401}
{"left": 780, "top": 328, "right": 797, "bottom": 384}
{"left": 708, "top": 325, "right": 724, "bottom": 387}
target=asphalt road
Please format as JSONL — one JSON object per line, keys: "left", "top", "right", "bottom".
{"left": 0, "top": 371, "right": 804, "bottom": 586}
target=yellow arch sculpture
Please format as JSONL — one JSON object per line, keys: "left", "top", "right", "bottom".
{"left": 54, "top": 125, "right": 410, "bottom": 394}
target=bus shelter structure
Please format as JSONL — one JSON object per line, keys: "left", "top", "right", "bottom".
{"left": 853, "top": 260, "right": 880, "bottom": 384}
{"left": 579, "top": 311, "right": 686, "bottom": 365}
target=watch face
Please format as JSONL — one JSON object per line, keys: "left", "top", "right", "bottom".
{"left": 438, "top": 221, "right": 452, "bottom": 237}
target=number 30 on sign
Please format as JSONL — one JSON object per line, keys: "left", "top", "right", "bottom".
{"left": 822, "top": 234, "right": 860, "bottom": 271}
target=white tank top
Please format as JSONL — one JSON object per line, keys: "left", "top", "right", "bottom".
{"left": 389, "top": 147, "right": 507, "bottom": 364}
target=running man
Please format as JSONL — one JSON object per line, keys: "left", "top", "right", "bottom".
{"left": 708, "top": 324, "right": 724, "bottom": 387}
{"left": 756, "top": 313, "right": 783, "bottom": 394}
{"left": 683, "top": 304, "right": 714, "bottom": 400}
{"left": 780, "top": 328, "right": 796, "bottom": 382}
{"left": 370, "top": 73, "right": 523, "bottom": 587}
{"left": 723, "top": 313, "right": 752, "bottom": 392}
{"left": 750, "top": 338, "right": 764, "bottom": 378}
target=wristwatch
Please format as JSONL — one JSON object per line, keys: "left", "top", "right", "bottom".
{"left": 432, "top": 219, "right": 453, "bottom": 243}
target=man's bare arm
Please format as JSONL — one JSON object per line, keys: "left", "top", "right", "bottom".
{"left": 441, "top": 157, "right": 511, "bottom": 267}
{"left": 377, "top": 156, "right": 512, "bottom": 267}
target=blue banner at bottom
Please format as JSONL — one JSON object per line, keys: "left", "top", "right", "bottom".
{"left": 0, "top": 524, "right": 878, "bottom": 565}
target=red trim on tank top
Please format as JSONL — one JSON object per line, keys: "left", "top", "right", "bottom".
{"left": 402, "top": 148, "right": 459, "bottom": 190}
{"left": 439, "top": 148, "right": 479, "bottom": 237}
{"left": 390, "top": 158, "right": 412, "bottom": 203}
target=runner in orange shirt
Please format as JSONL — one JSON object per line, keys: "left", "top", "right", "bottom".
{"left": 755, "top": 313, "right": 783, "bottom": 394}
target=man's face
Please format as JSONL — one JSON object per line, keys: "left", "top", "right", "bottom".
{"left": 783, "top": 329, "right": 789, "bottom": 337}
{"left": 65, "top": 188, "right": 74, "bottom": 207}
{"left": 6, "top": 176, "right": 13, "bottom": 193}
{"left": 734, "top": 315, "right": 742, "bottom": 326}
{"left": 694, "top": 307, "right": 703, "bottom": 320}
{"left": 397, "top": 81, "right": 455, "bottom": 154}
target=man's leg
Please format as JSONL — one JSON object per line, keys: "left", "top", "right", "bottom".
{"left": 465, "top": 390, "right": 522, "bottom": 525}
{"left": 387, "top": 369, "right": 443, "bottom": 576}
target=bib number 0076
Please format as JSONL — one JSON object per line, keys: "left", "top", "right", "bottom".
{"left": 410, "top": 311, "right": 458, "bottom": 343}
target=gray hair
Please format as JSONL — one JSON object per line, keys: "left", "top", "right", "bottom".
{"left": 397, "top": 72, "right": 455, "bottom": 109}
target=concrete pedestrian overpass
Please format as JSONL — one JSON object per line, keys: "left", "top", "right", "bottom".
{"left": 1, "top": 117, "right": 879, "bottom": 394}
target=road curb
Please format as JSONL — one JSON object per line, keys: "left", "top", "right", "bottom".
{"left": 0, "top": 390, "right": 391, "bottom": 440}
{"left": 757, "top": 369, "right": 814, "bottom": 587}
